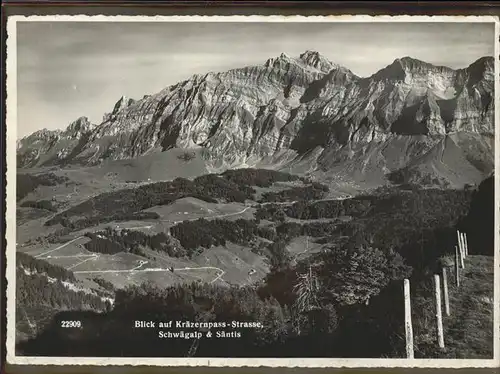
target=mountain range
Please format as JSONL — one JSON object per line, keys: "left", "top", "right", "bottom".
{"left": 17, "top": 51, "right": 495, "bottom": 188}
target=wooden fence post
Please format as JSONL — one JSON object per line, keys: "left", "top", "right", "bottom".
{"left": 404, "top": 279, "right": 414, "bottom": 358}
{"left": 464, "top": 232, "right": 469, "bottom": 256}
{"left": 442, "top": 267, "right": 450, "bottom": 316}
{"left": 461, "top": 232, "right": 467, "bottom": 258}
{"left": 457, "top": 232, "right": 465, "bottom": 269}
{"left": 434, "top": 274, "right": 445, "bottom": 348}
{"left": 461, "top": 233, "right": 466, "bottom": 260}
{"left": 455, "top": 245, "right": 460, "bottom": 287}
{"left": 462, "top": 234, "right": 466, "bottom": 258}
{"left": 457, "top": 230, "right": 464, "bottom": 260}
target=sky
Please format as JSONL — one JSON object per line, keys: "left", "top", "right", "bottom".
{"left": 16, "top": 21, "right": 495, "bottom": 138}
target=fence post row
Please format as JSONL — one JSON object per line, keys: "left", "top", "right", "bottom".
{"left": 404, "top": 229, "right": 468, "bottom": 357}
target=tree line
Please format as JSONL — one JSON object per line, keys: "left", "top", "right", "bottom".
{"left": 84, "top": 228, "right": 188, "bottom": 258}
{"left": 170, "top": 218, "right": 261, "bottom": 252}
{"left": 16, "top": 253, "right": 110, "bottom": 335}
{"left": 17, "top": 269, "right": 107, "bottom": 311}
{"left": 220, "top": 168, "right": 303, "bottom": 188}
{"left": 257, "top": 187, "right": 473, "bottom": 225}
{"left": 44, "top": 169, "right": 323, "bottom": 232}
{"left": 259, "top": 183, "right": 329, "bottom": 203}
{"left": 17, "top": 252, "right": 76, "bottom": 282}
{"left": 458, "top": 174, "right": 494, "bottom": 255}
{"left": 17, "top": 172, "right": 70, "bottom": 201}
{"left": 20, "top": 199, "right": 58, "bottom": 212}
{"left": 49, "top": 212, "right": 160, "bottom": 232}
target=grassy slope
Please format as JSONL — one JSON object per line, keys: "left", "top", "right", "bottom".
{"left": 15, "top": 165, "right": 311, "bottom": 292}
{"left": 400, "top": 135, "right": 490, "bottom": 188}
{"left": 414, "top": 255, "right": 494, "bottom": 359}
{"left": 314, "top": 133, "right": 493, "bottom": 193}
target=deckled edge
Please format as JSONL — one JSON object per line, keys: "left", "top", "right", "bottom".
{"left": 6, "top": 12, "right": 18, "bottom": 367}
{"left": 5, "top": 14, "right": 500, "bottom": 368}
{"left": 3, "top": 14, "right": 500, "bottom": 23}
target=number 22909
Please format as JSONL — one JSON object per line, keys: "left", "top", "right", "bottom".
{"left": 61, "top": 320, "right": 82, "bottom": 328}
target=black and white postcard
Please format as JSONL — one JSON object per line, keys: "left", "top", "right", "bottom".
{"left": 5, "top": 15, "right": 499, "bottom": 368}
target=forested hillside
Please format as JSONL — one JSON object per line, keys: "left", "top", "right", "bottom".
{"left": 458, "top": 175, "right": 494, "bottom": 256}
{"left": 16, "top": 253, "right": 111, "bottom": 341}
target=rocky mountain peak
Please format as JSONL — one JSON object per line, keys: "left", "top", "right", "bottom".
{"left": 299, "top": 50, "right": 337, "bottom": 73}
{"left": 17, "top": 128, "right": 60, "bottom": 151}
{"left": 28, "top": 128, "right": 62, "bottom": 139}
{"left": 63, "top": 116, "right": 93, "bottom": 139}
{"left": 102, "top": 96, "right": 137, "bottom": 123}
{"left": 112, "top": 96, "right": 136, "bottom": 115}
{"left": 468, "top": 56, "right": 494, "bottom": 69}
{"left": 264, "top": 52, "right": 294, "bottom": 69}
{"left": 398, "top": 56, "right": 454, "bottom": 75}
{"left": 325, "top": 65, "right": 358, "bottom": 83}
{"left": 465, "top": 56, "right": 495, "bottom": 80}
{"left": 17, "top": 53, "right": 495, "bottom": 182}
{"left": 371, "top": 56, "right": 456, "bottom": 82}
{"left": 262, "top": 50, "right": 341, "bottom": 75}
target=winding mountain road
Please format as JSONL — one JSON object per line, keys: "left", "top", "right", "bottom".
{"left": 34, "top": 236, "right": 84, "bottom": 259}
{"left": 29, "top": 200, "right": 309, "bottom": 286}
{"left": 159, "top": 205, "right": 252, "bottom": 224}
{"left": 67, "top": 254, "right": 99, "bottom": 270}
{"left": 73, "top": 263, "right": 226, "bottom": 284}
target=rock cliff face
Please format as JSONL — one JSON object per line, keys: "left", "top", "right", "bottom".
{"left": 16, "top": 52, "right": 495, "bottom": 187}
{"left": 17, "top": 116, "right": 95, "bottom": 168}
